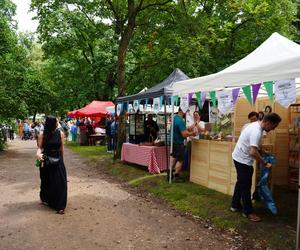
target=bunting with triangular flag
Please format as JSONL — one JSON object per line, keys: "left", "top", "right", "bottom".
{"left": 188, "top": 92, "right": 194, "bottom": 105}
{"left": 195, "top": 92, "right": 201, "bottom": 108}
{"left": 252, "top": 83, "right": 261, "bottom": 105}
{"left": 232, "top": 88, "right": 240, "bottom": 105}
{"left": 263, "top": 81, "right": 274, "bottom": 102}
{"left": 242, "top": 85, "right": 252, "bottom": 106}
{"left": 174, "top": 95, "right": 179, "bottom": 106}
{"left": 201, "top": 92, "right": 207, "bottom": 109}
{"left": 209, "top": 91, "right": 217, "bottom": 108}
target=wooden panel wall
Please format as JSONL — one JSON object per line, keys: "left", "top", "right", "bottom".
{"left": 190, "top": 140, "right": 210, "bottom": 186}
{"left": 190, "top": 140, "right": 256, "bottom": 195}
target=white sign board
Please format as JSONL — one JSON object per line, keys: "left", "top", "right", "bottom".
{"left": 153, "top": 97, "right": 160, "bottom": 114}
{"left": 180, "top": 94, "right": 189, "bottom": 113}
{"left": 133, "top": 100, "right": 139, "bottom": 112}
{"left": 116, "top": 104, "right": 122, "bottom": 116}
{"left": 275, "top": 79, "right": 296, "bottom": 108}
{"left": 217, "top": 90, "right": 233, "bottom": 114}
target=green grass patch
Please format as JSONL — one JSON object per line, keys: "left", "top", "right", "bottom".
{"left": 67, "top": 142, "right": 297, "bottom": 250}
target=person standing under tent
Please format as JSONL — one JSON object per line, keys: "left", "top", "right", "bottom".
{"left": 144, "top": 114, "right": 159, "bottom": 142}
{"left": 186, "top": 111, "right": 206, "bottom": 169}
{"left": 70, "top": 122, "right": 77, "bottom": 143}
{"left": 241, "top": 111, "right": 259, "bottom": 132}
{"left": 231, "top": 113, "right": 281, "bottom": 222}
{"left": 170, "top": 108, "right": 196, "bottom": 182}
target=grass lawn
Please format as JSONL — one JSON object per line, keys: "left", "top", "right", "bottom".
{"left": 67, "top": 142, "right": 297, "bottom": 250}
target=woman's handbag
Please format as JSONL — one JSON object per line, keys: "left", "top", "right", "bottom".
{"left": 44, "top": 155, "right": 60, "bottom": 166}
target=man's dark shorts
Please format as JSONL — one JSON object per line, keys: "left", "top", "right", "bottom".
{"left": 171, "top": 143, "right": 185, "bottom": 162}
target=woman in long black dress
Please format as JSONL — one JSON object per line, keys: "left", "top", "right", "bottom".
{"left": 36, "top": 116, "right": 67, "bottom": 214}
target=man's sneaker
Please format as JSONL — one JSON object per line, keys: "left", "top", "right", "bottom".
{"left": 243, "top": 213, "right": 262, "bottom": 222}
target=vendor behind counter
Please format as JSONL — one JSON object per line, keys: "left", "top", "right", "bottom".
{"left": 144, "top": 114, "right": 159, "bottom": 142}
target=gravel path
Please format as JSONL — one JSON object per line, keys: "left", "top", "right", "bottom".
{"left": 0, "top": 139, "right": 243, "bottom": 250}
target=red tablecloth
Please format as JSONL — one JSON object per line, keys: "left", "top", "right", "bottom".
{"left": 121, "top": 143, "right": 169, "bottom": 174}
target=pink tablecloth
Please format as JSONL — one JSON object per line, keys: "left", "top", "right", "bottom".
{"left": 121, "top": 143, "right": 169, "bottom": 174}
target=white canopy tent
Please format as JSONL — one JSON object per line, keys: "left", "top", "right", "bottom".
{"left": 169, "top": 32, "right": 300, "bottom": 249}
{"left": 171, "top": 32, "right": 300, "bottom": 95}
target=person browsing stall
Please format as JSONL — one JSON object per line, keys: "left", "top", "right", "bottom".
{"left": 144, "top": 114, "right": 159, "bottom": 142}
{"left": 231, "top": 113, "right": 281, "bottom": 222}
{"left": 170, "top": 108, "right": 196, "bottom": 182}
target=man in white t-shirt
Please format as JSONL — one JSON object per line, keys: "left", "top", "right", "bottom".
{"left": 231, "top": 113, "right": 281, "bottom": 222}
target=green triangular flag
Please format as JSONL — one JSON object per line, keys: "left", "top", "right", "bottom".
{"left": 263, "top": 81, "right": 274, "bottom": 102}
{"left": 242, "top": 85, "right": 252, "bottom": 106}
{"left": 174, "top": 95, "right": 179, "bottom": 106}
{"left": 195, "top": 92, "right": 201, "bottom": 108}
{"left": 209, "top": 91, "right": 217, "bottom": 108}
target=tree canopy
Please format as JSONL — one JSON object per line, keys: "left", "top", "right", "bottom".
{"left": 0, "top": 0, "right": 300, "bottom": 119}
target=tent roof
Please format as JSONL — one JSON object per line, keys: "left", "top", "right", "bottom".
{"left": 172, "top": 32, "right": 300, "bottom": 95}
{"left": 116, "top": 68, "right": 189, "bottom": 103}
{"left": 67, "top": 101, "right": 115, "bottom": 118}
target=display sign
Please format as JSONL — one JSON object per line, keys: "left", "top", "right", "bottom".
{"left": 153, "top": 97, "right": 160, "bottom": 114}
{"left": 116, "top": 103, "right": 122, "bottom": 116}
{"left": 133, "top": 100, "right": 140, "bottom": 112}
{"left": 180, "top": 94, "right": 189, "bottom": 113}
{"left": 135, "top": 114, "right": 144, "bottom": 135}
{"left": 275, "top": 79, "right": 296, "bottom": 108}
{"left": 217, "top": 90, "right": 233, "bottom": 114}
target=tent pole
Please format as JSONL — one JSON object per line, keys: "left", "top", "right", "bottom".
{"left": 169, "top": 97, "right": 175, "bottom": 184}
{"left": 164, "top": 96, "right": 169, "bottom": 177}
{"left": 296, "top": 170, "right": 300, "bottom": 250}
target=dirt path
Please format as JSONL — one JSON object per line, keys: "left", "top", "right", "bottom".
{"left": 0, "top": 140, "right": 243, "bottom": 250}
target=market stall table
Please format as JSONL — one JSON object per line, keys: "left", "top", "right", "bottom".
{"left": 121, "top": 143, "right": 169, "bottom": 174}
{"left": 89, "top": 134, "right": 106, "bottom": 145}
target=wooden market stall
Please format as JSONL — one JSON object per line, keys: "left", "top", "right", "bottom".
{"left": 189, "top": 95, "right": 300, "bottom": 195}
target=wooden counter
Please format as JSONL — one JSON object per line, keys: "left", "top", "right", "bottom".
{"left": 190, "top": 139, "right": 257, "bottom": 196}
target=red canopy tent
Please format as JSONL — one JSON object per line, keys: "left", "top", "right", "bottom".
{"left": 67, "top": 101, "right": 114, "bottom": 118}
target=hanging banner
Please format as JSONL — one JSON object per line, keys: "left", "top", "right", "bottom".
{"left": 133, "top": 100, "right": 140, "bottom": 112}
{"left": 153, "top": 97, "right": 160, "bottom": 114}
{"left": 252, "top": 83, "right": 261, "bottom": 105}
{"left": 116, "top": 103, "right": 122, "bottom": 116}
{"left": 232, "top": 88, "right": 240, "bottom": 105}
{"left": 160, "top": 96, "right": 164, "bottom": 106}
{"left": 169, "top": 96, "right": 173, "bottom": 108}
{"left": 242, "top": 85, "right": 252, "bottom": 106}
{"left": 275, "top": 79, "right": 296, "bottom": 108}
{"left": 201, "top": 91, "right": 207, "bottom": 109}
{"left": 209, "top": 91, "right": 217, "bottom": 108}
{"left": 217, "top": 90, "right": 233, "bottom": 114}
{"left": 180, "top": 94, "right": 189, "bottom": 113}
{"left": 188, "top": 92, "right": 194, "bottom": 105}
{"left": 174, "top": 95, "right": 179, "bottom": 106}
{"left": 195, "top": 92, "right": 201, "bottom": 108}
{"left": 263, "top": 81, "right": 274, "bottom": 102}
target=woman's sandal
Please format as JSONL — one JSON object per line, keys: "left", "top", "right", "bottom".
{"left": 57, "top": 210, "right": 65, "bottom": 214}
